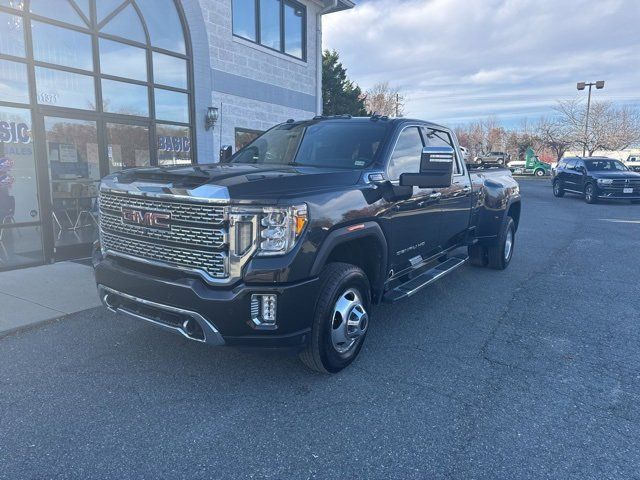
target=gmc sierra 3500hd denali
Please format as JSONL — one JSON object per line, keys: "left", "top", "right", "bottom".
{"left": 94, "top": 116, "right": 521, "bottom": 373}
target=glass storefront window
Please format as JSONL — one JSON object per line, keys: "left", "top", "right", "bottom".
{"left": 35, "top": 67, "right": 96, "bottom": 110}
{"left": 100, "top": 3, "right": 146, "bottom": 44}
{"left": 0, "top": 11, "right": 25, "bottom": 58}
{"left": 156, "top": 124, "right": 191, "bottom": 165}
{"left": 137, "top": 0, "right": 186, "bottom": 53}
{"left": 232, "top": 0, "right": 257, "bottom": 42}
{"left": 0, "top": 106, "right": 43, "bottom": 269}
{"left": 154, "top": 88, "right": 188, "bottom": 123}
{"left": 102, "top": 79, "right": 148, "bottom": 117}
{"left": 0, "top": 0, "right": 25, "bottom": 10}
{"left": 100, "top": 39, "right": 147, "bottom": 82}
{"left": 106, "top": 123, "right": 150, "bottom": 172}
{"left": 284, "top": 3, "right": 304, "bottom": 59}
{"left": 29, "top": 0, "right": 86, "bottom": 27}
{"left": 0, "top": 59, "right": 30, "bottom": 104}
{"left": 153, "top": 52, "right": 186, "bottom": 89}
{"left": 260, "top": 0, "right": 281, "bottom": 51}
{"left": 31, "top": 21, "right": 93, "bottom": 71}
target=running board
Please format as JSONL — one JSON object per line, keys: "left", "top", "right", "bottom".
{"left": 383, "top": 255, "right": 469, "bottom": 303}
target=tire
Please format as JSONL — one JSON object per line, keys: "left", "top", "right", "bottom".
{"left": 584, "top": 183, "right": 598, "bottom": 204}
{"left": 299, "top": 263, "right": 371, "bottom": 374}
{"left": 468, "top": 244, "right": 487, "bottom": 267}
{"left": 534, "top": 169, "right": 545, "bottom": 177}
{"left": 553, "top": 179, "right": 565, "bottom": 197}
{"left": 487, "top": 217, "right": 515, "bottom": 270}
{"left": 497, "top": 158, "right": 504, "bottom": 165}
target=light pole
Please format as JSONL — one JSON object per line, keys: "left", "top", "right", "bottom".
{"left": 577, "top": 81, "right": 605, "bottom": 156}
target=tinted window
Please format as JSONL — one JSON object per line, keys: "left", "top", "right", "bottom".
{"left": 424, "top": 128, "right": 460, "bottom": 174}
{"left": 232, "top": 0, "right": 257, "bottom": 41}
{"left": 29, "top": 0, "right": 85, "bottom": 27}
{"left": 284, "top": 2, "right": 304, "bottom": 59}
{"left": 388, "top": 127, "right": 424, "bottom": 180}
{"left": 153, "top": 52, "right": 187, "bottom": 89}
{"left": 100, "top": 3, "right": 146, "bottom": 44}
{"left": 585, "top": 159, "right": 628, "bottom": 171}
{"left": 260, "top": 0, "right": 281, "bottom": 50}
{"left": 157, "top": 124, "right": 192, "bottom": 165}
{"left": 0, "top": 12, "right": 25, "bottom": 57}
{"left": 35, "top": 67, "right": 95, "bottom": 110}
{"left": 154, "top": 88, "right": 188, "bottom": 123}
{"left": 106, "top": 123, "right": 150, "bottom": 172}
{"left": 32, "top": 22, "right": 93, "bottom": 70}
{"left": 565, "top": 159, "right": 576, "bottom": 169}
{"left": 0, "top": 59, "right": 29, "bottom": 104}
{"left": 99, "top": 39, "right": 147, "bottom": 81}
{"left": 136, "top": 0, "right": 186, "bottom": 53}
{"left": 102, "top": 79, "right": 148, "bottom": 116}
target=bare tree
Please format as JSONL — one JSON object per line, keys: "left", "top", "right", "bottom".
{"left": 535, "top": 116, "right": 573, "bottom": 162}
{"left": 364, "top": 82, "right": 406, "bottom": 117}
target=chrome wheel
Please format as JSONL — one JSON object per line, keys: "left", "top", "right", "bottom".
{"left": 504, "top": 228, "right": 513, "bottom": 261}
{"left": 585, "top": 185, "right": 594, "bottom": 202}
{"left": 554, "top": 182, "right": 560, "bottom": 195}
{"left": 331, "top": 288, "right": 368, "bottom": 354}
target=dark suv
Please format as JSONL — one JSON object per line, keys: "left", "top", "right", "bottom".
{"left": 553, "top": 157, "right": 640, "bottom": 204}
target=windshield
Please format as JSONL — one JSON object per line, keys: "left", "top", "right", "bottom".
{"left": 230, "top": 122, "right": 390, "bottom": 169}
{"left": 584, "top": 159, "right": 628, "bottom": 172}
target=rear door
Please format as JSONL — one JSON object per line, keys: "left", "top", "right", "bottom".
{"left": 423, "top": 127, "right": 473, "bottom": 249}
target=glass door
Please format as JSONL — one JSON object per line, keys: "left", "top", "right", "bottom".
{"left": 0, "top": 106, "right": 44, "bottom": 270}
{"left": 42, "top": 116, "right": 99, "bottom": 260}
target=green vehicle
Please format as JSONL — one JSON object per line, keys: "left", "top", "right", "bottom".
{"left": 508, "top": 148, "right": 551, "bottom": 177}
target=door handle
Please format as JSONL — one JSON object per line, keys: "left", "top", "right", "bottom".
{"left": 462, "top": 186, "right": 472, "bottom": 193}
{"left": 429, "top": 192, "right": 442, "bottom": 199}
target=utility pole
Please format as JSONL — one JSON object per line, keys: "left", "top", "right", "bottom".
{"left": 395, "top": 93, "right": 399, "bottom": 118}
{"left": 577, "top": 81, "right": 605, "bottom": 157}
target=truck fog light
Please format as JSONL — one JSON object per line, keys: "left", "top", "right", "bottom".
{"left": 251, "top": 294, "right": 278, "bottom": 328}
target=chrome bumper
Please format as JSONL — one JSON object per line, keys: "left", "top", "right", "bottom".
{"left": 98, "top": 285, "right": 225, "bottom": 346}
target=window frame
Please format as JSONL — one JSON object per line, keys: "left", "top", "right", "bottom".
{"left": 232, "top": 0, "right": 307, "bottom": 62}
{"left": 386, "top": 125, "right": 425, "bottom": 182}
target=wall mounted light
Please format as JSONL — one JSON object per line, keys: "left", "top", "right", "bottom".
{"left": 205, "top": 106, "right": 219, "bottom": 131}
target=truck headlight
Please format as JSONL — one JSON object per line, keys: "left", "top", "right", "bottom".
{"left": 597, "top": 179, "right": 613, "bottom": 185}
{"left": 258, "top": 204, "right": 308, "bottom": 257}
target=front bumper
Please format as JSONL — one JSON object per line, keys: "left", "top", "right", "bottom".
{"left": 94, "top": 256, "right": 319, "bottom": 349}
{"left": 596, "top": 188, "right": 640, "bottom": 200}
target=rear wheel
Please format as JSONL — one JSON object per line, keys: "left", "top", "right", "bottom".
{"left": 553, "top": 179, "right": 565, "bottom": 197}
{"left": 584, "top": 183, "right": 598, "bottom": 204}
{"left": 299, "top": 263, "right": 371, "bottom": 374}
{"left": 534, "top": 169, "right": 545, "bottom": 177}
{"left": 487, "top": 217, "right": 515, "bottom": 270}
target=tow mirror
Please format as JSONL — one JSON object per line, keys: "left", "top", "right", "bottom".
{"left": 400, "top": 146, "right": 454, "bottom": 188}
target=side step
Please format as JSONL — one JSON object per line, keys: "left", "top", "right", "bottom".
{"left": 383, "top": 255, "right": 468, "bottom": 303}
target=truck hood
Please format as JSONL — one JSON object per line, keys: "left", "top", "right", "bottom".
{"left": 105, "top": 163, "right": 362, "bottom": 202}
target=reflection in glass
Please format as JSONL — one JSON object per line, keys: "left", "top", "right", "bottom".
{"left": 154, "top": 88, "right": 188, "bottom": 123}
{"left": 102, "top": 79, "right": 149, "bottom": 117}
{"left": 137, "top": 0, "right": 185, "bottom": 53}
{"left": 156, "top": 124, "right": 191, "bottom": 165}
{"left": 96, "top": 0, "right": 125, "bottom": 23}
{"left": 73, "top": 0, "right": 91, "bottom": 20}
{"left": 100, "top": 39, "right": 147, "bottom": 82}
{"left": 44, "top": 117, "right": 99, "bottom": 249}
{"left": 31, "top": 21, "right": 93, "bottom": 70}
{"left": 232, "top": 0, "right": 256, "bottom": 41}
{"left": 0, "top": 12, "right": 25, "bottom": 58}
{"left": 153, "top": 52, "right": 186, "bottom": 89}
{"left": 284, "top": 3, "right": 304, "bottom": 59}
{"left": 106, "top": 123, "right": 150, "bottom": 172}
{"left": 0, "top": 0, "right": 25, "bottom": 10}
{"left": 29, "top": 0, "right": 85, "bottom": 27}
{"left": 100, "top": 3, "right": 146, "bottom": 44}
{"left": 260, "top": 0, "right": 281, "bottom": 51}
{"left": 0, "top": 59, "right": 29, "bottom": 104}
{"left": 35, "top": 67, "right": 95, "bottom": 110}
{"left": 0, "top": 106, "right": 44, "bottom": 269}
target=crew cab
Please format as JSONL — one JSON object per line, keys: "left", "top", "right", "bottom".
{"left": 475, "top": 151, "right": 510, "bottom": 166}
{"left": 94, "top": 117, "right": 521, "bottom": 373}
{"left": 553, "top": 157, "right": 640, "bottom": 204}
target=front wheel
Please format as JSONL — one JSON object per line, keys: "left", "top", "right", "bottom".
{"left": 299, "top": 263, "right": 371, "bottom": 374}
{"left": 487, "top": 217, "right": 515, "bottom": 270}
{"left": 553, "top": 179, "right": 565, "bottom": 197}
{"left": 535, "top": 169, "right": 545, "bottom": 177}
{"left": 585, "top": 183, "right": 598, "bottom": 204}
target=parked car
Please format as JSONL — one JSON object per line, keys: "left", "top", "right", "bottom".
{"left": 508, "top": 148, "right": 551, "bottom": 177}
{"left": 94, "top": 117, "right": 521, "bottom": 373}
{"left": 624, "top": 154, "right": 640, "bottom": 172}
{"left": 475, "top": 151, "right": 510, "bottom": 166}
{"left": 553, "top": 157, "right": 640, "bottom": 204}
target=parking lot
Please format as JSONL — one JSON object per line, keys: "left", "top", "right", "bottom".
{"left": 1, "top": 178, "right": 639, "bottom": 480}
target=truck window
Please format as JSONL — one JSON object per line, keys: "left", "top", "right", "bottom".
{"left": 387, "top": 127, "right": 424, "bottom": 180}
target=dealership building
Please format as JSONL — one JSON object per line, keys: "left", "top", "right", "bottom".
{"left": 0, "top": 0, "right": 353, "bottom": 270}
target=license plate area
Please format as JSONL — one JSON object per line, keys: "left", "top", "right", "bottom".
{"left": 623, "top": 187, "right": 633, "bottom": 194}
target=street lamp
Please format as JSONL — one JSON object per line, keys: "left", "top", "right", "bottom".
{"left": 577, "top": 81, "right": 605, "bottom": 156}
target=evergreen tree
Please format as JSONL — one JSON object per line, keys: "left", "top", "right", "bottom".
{"left": 322, "top": 50, "right": 367, "bottom": 116}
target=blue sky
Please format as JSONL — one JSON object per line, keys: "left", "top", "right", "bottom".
{"left": 323, "top": 0, "right": 640, "bottom": 127}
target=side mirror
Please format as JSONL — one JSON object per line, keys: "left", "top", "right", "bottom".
{"left": 219, "top": 145, "right": 233, "bottom": 162}
{"left": 400, "top": 146, "right": 454, "bottom": 189}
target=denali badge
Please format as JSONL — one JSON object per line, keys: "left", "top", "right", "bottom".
{"left": 122, "top": 208, "right": 171, "bottom": 230}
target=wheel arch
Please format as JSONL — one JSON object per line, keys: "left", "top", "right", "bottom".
{"left": 311, "top": 222, "right": 388, "bottom": 304}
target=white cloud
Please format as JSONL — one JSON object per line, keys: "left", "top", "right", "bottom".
{"left": 323, "top": 0, "right": 640, "bottom": 126}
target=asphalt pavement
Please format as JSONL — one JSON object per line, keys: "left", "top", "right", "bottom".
{"left": 2, "top": 178, "right": 639, "bottom": 480}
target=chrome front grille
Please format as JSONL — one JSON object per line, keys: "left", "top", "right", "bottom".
{"left": 99, "top": 190, "right": 229, "bottom": 280}
{"left": 99, "top": 192, "right": 225, "bottom": 224}
{"left": 100, "top": 213, "right": 226, "bottom": 249}
{"left": 101, "top": 232, "right": 227, "bottom": 279}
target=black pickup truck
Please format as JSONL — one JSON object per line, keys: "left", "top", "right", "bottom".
{"left": 94, "top": 117, "right": 521, "bottom": 373}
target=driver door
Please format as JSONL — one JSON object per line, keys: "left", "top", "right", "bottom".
{"left": 379, "top": 126, "right": 443, "bottom": 275}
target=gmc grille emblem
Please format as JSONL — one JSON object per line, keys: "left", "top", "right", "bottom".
{"left": 122, "top": 208, "right": 171, "bottom": 230}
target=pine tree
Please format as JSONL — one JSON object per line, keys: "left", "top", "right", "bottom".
{"left": 322, "top": 50, "right": 367, "bottom": 116}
